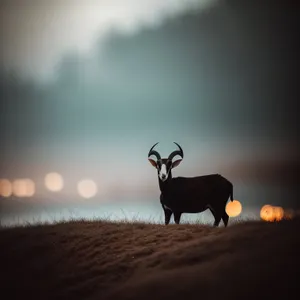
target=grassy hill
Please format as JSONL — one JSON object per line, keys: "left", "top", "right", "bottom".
{"left": 0, "top": 218, "right": 299, "bottom": 300}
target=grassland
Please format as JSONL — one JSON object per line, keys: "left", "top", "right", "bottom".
{"left": 0, "top": 217, "right": 299, "bottom": 300}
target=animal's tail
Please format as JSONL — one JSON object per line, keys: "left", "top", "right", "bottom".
{"left": 229, "top": 182, "right": 234, "bottom": 201}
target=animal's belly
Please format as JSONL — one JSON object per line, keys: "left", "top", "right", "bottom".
{"left": 180, "top": 205, "right": 208, "bottom": 213}
{"left": 163, "top": 202, "right": 208, "bottom": 213}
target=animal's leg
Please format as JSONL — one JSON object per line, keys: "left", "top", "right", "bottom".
{"left": 163, "top": 207, "right": 173, "bottom": 225}
{"left": 222, "top": 211, "right": 229, "bottom": 227}
{"left": 209, "top": 208, "right": 221, "bottom": 227}
{"left": 173, "top": 212, "right": 182, "bottom": 224}
{"left": 209, "top": 207, "right": 215, "bottom": 219}
{"left": 213, "top": 215, "right": 222, "bottom": 227}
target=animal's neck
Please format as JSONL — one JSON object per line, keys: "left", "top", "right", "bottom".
{"left": 159, "top": 170, "right": 172, "bottom": 192}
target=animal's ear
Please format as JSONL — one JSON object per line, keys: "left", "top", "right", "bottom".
{"left": 172, "top": 159, "right": 182, "bottom": 168}
{"left": 148, "top": 159, "right": 157, "bottom": 168}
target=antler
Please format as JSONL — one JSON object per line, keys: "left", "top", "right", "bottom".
{"left": 148, "top": 142, "right": 161, "bottom": 161}
{"left": 168, "top": 142, "right": 184, "bottom": 161}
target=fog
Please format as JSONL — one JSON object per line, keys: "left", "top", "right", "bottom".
{"left": 0, "top": 0, "right": 299, "bottom": 225}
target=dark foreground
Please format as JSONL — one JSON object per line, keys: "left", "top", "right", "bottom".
{"left": 0, "top": 217, "right": 299, "bottom": 300}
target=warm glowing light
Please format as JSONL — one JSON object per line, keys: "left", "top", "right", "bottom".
{"left": 273, "top": 206, "right": 284, "bottom": 221}
{"left": 260, "top": 205, "right": 284, "bottom": 222}
{"left": 12, "top": 179, "right": 35, "bottom": 197}
{"left": 77, "top": 179, "right": 97, "bottom": 199}
{"left": 44, "top": 172, "right": 64, "bottom": 192}
{"left": 260, "top": 205, "right": 274, "bottom": 222}
{"left": 225, "top": 200, "right": 242, "bottom": 217}
{"left": 0, "top": 179, "right": 12, "bottom": 197}
{"left": 283, "top": 209, "right": 295, "bottom": 220}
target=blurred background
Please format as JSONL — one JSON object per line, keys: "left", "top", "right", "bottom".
{"left": 0, "top": 0, "right": 299, "bottom": 226}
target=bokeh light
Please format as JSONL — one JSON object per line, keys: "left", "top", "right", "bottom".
{"left": 0, "top": 179, "right": 13, "bottom": 197}
{"left": 260, "top": 204, "right": 274, "bottom": 221}
{"left": 283, "top": 209, "right": 295, "bottom": 220}
{"left": 225, "top": 200, "right": 242, "bottom": 217}
{"left": 77, "top": 179, "right": 97, "bottom": 199}
{"left": 12, "top": 179, "right": 35, "bottom": 197}
{"left": 273, "top": 206, "right": 284, "bottom": 221}
{"left": 260, "top": 204, "right": 284, "bottom": 222}
{"left": 44, "top": 172, "right": 64, "bottom": 192}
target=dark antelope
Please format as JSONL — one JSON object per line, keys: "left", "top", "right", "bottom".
{"left": 148, "top": 142, "right": 233, "bottom": 227}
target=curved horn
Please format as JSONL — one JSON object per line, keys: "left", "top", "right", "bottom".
{"left": 148, "top": 142, "right": 161, "bottom": 160}
{"left": 168, "top": 142, "right": 184, "bottom": 161}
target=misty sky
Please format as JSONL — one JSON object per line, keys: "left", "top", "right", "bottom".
{"left": 0, "top": 0, "right": 299, "bottom": 221}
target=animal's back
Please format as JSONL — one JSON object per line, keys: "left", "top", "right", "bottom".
{"left": 171, "top": 174, "right": 229, "bottom": 191}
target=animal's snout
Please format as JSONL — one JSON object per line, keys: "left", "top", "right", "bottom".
{"left": 159, "top": 163, "right": 168, "bottom": 181}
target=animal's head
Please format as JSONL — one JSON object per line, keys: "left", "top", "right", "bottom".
{"left": 148, "top": 142, "right": 184, "bottom": 182}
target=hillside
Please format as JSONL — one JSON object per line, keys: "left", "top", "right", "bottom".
{"left": 0, "top": 218, "right": 299, "bottom": 300}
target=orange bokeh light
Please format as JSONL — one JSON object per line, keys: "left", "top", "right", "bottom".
{"left": 273, "top": 206, "right": 284, "bottom": 221}
{"left": 283, "top": 209, "right": 295, "bottom": 220}
{"left": 260, "top": 205, "right": 284, "bottom": 222}
{"left": 0, "top": 179, "right": 13, "bottom": 197}
{"left": 225, "top": 200, "right": 242, "bottom": 217}
{"left": 12, "top": 179, "right": 35, "bottom": 197}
